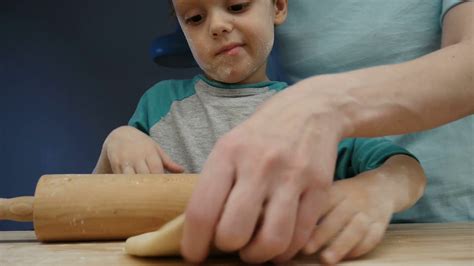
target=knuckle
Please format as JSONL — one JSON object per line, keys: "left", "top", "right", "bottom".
{"left": 256, "top": 148, "right": 286, "bottom": 177}
{"left": 262, "top": 147, "right": 283, "bottom": 166}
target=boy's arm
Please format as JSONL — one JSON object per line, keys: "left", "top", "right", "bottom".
{"left": 365, "top": 154, "right": 426, "bottom": 213}
{"left": 342, "top": 137, "right": 426, "bottom": 212}
{"left": 273, "top": 137, "right": 425, "bottom": 263}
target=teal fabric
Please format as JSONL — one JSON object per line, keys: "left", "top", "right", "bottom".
{"left": 335, "top": 138, "right": 416, "bottom": 180}
{"left": 275, "top": 0, "right": 472, "bottom": 222}
{"left": 128, "top": 77, "right": 199, "bottom": 133}
{"left": 198, "top": 74, "right": 288, "bottom": 92}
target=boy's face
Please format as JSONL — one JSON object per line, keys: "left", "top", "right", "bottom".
{"left": 172, "top": 0, "right": 287, "bottom": 84}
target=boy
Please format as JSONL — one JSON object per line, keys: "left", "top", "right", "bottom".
{"left": 94, "top": 0, "right": 426, "bottom": 264}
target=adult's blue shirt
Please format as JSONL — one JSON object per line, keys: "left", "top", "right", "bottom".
{"left": 275, "top": 0, "right": 472, "bottom": 222}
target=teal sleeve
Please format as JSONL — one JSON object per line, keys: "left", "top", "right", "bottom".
{"left": 128, "top": 78, "right": 198, "bottom": 134}
{"left": 334, "top": 138, "right": 417, "bottom": 180}
{"left": 128, "top": 92, "right": 151, "bottom": 134}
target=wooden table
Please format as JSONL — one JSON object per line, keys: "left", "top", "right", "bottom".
{"left": 1, "top": 223, "right": 473, "bottom": 265}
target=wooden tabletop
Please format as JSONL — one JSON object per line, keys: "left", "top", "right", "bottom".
{"left": 1, "top": 223, "right": 473, "bottom": 265}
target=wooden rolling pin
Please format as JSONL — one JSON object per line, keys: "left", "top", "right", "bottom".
{"left": 0, "top": 174, "right": 197, "bottom": 242}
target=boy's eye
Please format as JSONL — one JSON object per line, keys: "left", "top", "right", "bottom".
{"left": 228, "top": 2, "right": 250, "bottom": 13}
{"left": 186, "top": 14, "right": 203, "bottom": 24}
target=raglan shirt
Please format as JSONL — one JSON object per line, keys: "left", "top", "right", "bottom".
{"left": 129, "top": 74, "right": 415, "bottom": 181}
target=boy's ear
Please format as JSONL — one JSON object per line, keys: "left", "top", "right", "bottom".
{"left": 273, "top": 0, "right": 288, "bottom": 25}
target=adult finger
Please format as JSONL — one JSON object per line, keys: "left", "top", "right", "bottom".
{"left": 272, "top": 188, "right": 329, "bottom": 263}
{"left": 181, "top": 144, "right": 235, "bottom": 263}
{"left": 239, "top": 185, "right": 300, "bottom": 263}
{"left": 346, "top": 222, "right": 386, "bottom": 259}
{"left": 214, "top": 176, "right": 266, "bottom": 252}
{"left": 303, "top": 199, "right": 353, "bottom": 254}
{"left": 320, "top": 212, "right": 370, "bottom": 264}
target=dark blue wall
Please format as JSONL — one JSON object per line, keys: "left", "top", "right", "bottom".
{"left": 1, "top": 1, "right": 199, "bottom": 230}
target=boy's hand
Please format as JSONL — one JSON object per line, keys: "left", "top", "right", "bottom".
{"left": 299, "top": 171, "right": 395, "bottom": 264}
{"left": 273, "top": 154, "right": 425, "bottom": 264}
{"left": 95, "top": 126, "right": 184, "bottom": 174}
{"left": 299, "top": 154, "right": 425, "bottom": 264}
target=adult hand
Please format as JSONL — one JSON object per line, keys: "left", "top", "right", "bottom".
{"left": 93, "top": 126, "right": 184, "bottom": 174}
{"left": 181, "top": 78, "right": 350, "bottom": 263}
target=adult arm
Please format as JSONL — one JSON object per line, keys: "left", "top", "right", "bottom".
{"left": 327, "top": 2, "right": 473, "bottom": 137}
{"left": 181, "top": 2, "right": 473, "bottom": 263}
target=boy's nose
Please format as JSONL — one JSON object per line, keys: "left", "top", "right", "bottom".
{"left": 209, "top": 12, "right": 233, "bottom": 37}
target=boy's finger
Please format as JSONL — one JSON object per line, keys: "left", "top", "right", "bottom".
{"left": 272, "top": 188, "right": 328, "bottom": 262}
{"left": 181, "top": 149, "right": 235, "bottom": 263}
{"left": 107, "top": 153, "right": 122, "bottom": 174}
{"left": 320, "top": 212, "right": 370, "bottom": 264}
{"left": 214, "top": 176, "right": 266, "bottom": 252}
{"left": 346, "top": 222, "right": 386, "bottom": 259}
{"left": 155, "top": 145, "right": 184, "bottom": 173}
{"left": 239, "top": 185, "right": 299, "bottom": 263}
{"left": 303, "top": 200, "right": 353, "bottom": 254}
{"left": 146, "top": 152, "right": 165, "bottom": 174}
{"left": 135, "top": 160, "right": 150, "bottom": 174}
{"left": 121, "top": 163, "right": 136, "bottom": 175}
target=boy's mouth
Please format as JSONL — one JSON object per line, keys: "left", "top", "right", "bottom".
{"left": 216, "top": 43, "right": 245, "bottom": 56}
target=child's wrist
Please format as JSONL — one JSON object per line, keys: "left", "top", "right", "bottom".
{"left": 360, "top": 170, "right": 397, "bottom": 214}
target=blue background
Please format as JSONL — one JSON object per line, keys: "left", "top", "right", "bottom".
{"left": 0, "top": 0, "right": 199, "bottom": 230}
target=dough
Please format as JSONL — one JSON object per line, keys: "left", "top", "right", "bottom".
{"left": 125, "top": 213, "right": 184, "bottom": 256}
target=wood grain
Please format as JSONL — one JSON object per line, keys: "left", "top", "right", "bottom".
{"left": 0, "top": 197, "right": 34, "bottom": 221}
{"left": 33, "top": 174, "right": 197, "bottom": 242}
{"left": 1, "top": 223, "right": 473, "bottom": 265}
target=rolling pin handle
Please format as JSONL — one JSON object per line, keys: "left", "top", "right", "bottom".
{"left": 0, "top": 196, "right": 34, "bottom": 222}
